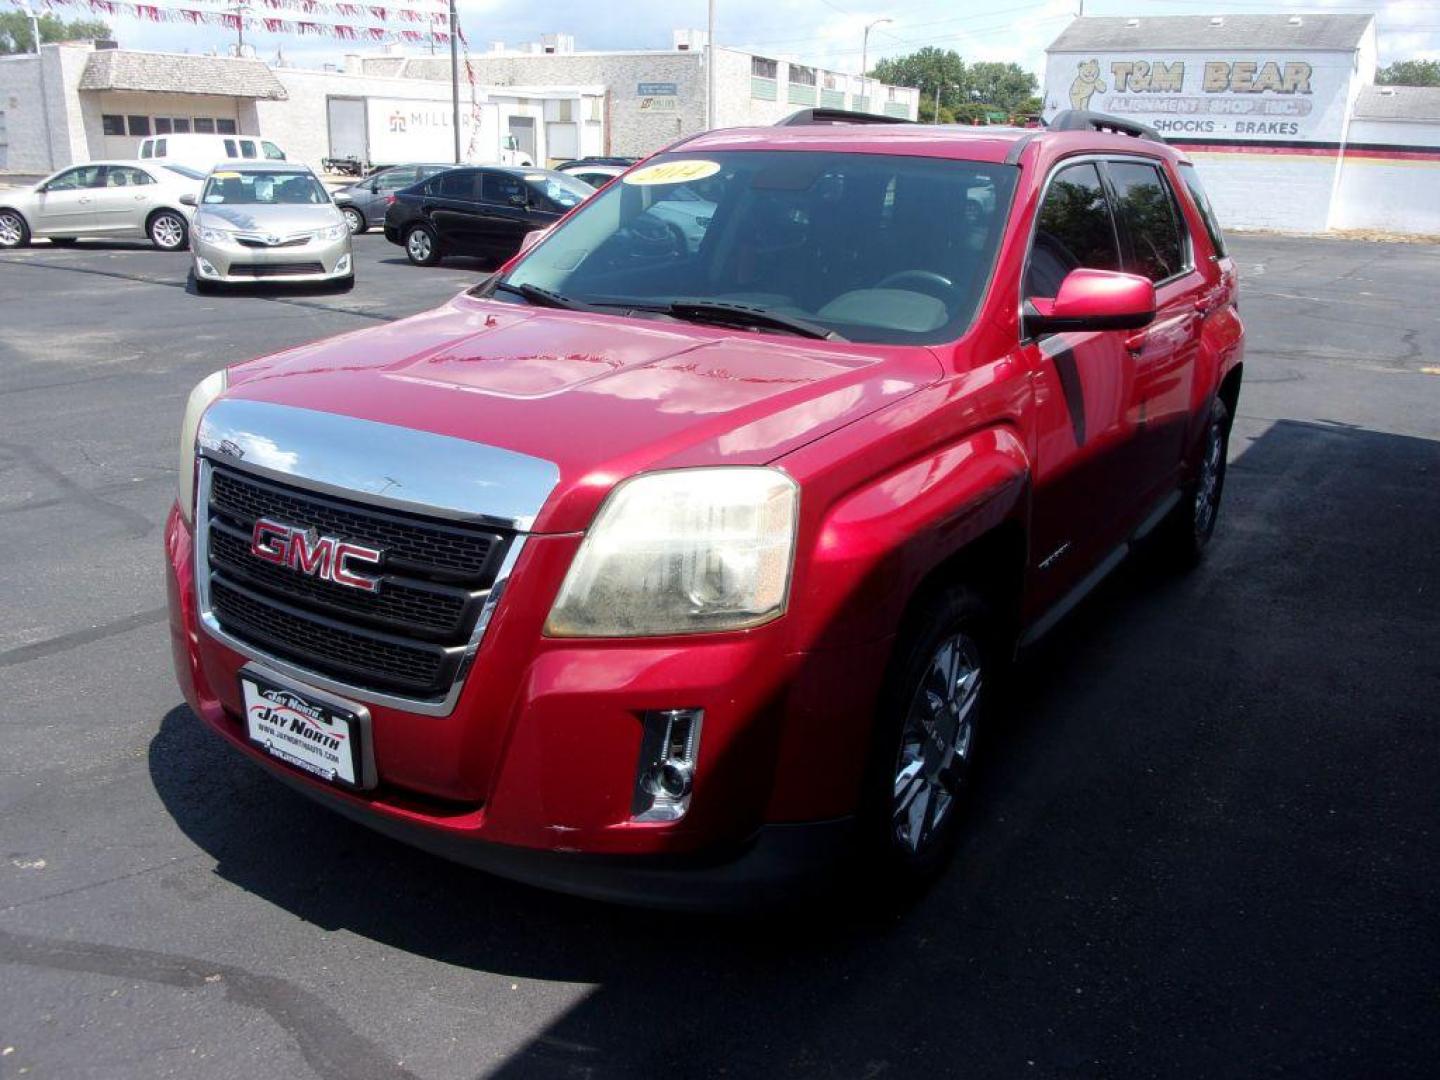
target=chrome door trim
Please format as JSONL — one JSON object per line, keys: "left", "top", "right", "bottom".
{"left": 196, "top": 397, "right": 560, "bottom": 531}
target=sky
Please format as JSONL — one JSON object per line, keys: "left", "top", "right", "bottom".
{"left": 56, "top": 0, "right": 1440, "bottom": 79}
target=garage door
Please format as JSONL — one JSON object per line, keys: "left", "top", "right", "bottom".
{"left": 327, "top": 97, "right": 368, "bottom": 161}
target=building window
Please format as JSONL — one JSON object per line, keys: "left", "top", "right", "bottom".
{"left": 127, "top": 115, "right": 150, "bottom": 136}
{"left": 216, "top": 118, "right": 237, "bottom": 134}
{"left": 194, "top": 117, "right": 215, "bottom": 133}
{"left": 557, "top": 99, "right": 572, "bottom": 122}
{"left": 173, "top": 117, "right": 191, "bottom": 133}
{"left": 102, "top": 114, "right": 125, "bottom": 136}
{"left": 788, "top": 64, "right": 816, "bottom": 87}
{"left": 155, "top": 117, "right": 173, "bottom": 134}
{"left": 751, "top": 56, "right": 777, "bottom": 79}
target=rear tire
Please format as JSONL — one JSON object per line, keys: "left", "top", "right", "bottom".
{"left": 854, "top": 585, "right": 994, "bottom": 900}
{"left": 404, "top": 224, "right": 440, "bottom": 266}
{"left": 148, "top": 210, "right": 189, "bottom": 252}
{"left": 0, "top": 209, "right": 29, "bottom": 249}
{"left": 1156, "top": 397, "right": 1230, "bottom": 568}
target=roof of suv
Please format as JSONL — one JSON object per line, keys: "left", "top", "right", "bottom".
{"left": 668, "top": 120, "right": 1186, "bottom": 167}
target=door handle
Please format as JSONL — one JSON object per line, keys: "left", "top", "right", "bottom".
{"left": 79, "top": 197, "right": 92, "bottom": 204}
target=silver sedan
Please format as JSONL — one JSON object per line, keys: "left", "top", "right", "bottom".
{"left": 0, "top": 160, "right": 202, "bottom": 250}
{"left": 186, "top": 163, "right": 353, "bottom": 292}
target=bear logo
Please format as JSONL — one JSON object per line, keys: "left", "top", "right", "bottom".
{"left": 1069, "top": 59, "right": 1107, "bottom": 111}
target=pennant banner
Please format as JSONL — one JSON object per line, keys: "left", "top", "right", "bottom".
{"left": 19, "top": 0, "right": 452, "bottom": 40}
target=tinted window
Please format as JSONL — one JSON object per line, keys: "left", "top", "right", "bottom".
{"left": 1107, "top": 161, "right": 1187, "bottom": 283}
{"left": 504, "top": 150, "right": 1018, "bottom": 346}
{"left": 105, "top": 166, "right": 153, "bottom": 187}
{"left": 239, "top": 141, "right": 257, "bottom": 159}
{"left": 224, "top": 139, "right": 238, "bottom": 157}
{"left": 437, "top": 171, "right": 477, "bottom": 199}
{"left": 102, "top": 114, "right": 125, "bottom": 136}
{"left": 1026, "top": 162, "right": 1118, "bottom": 298}
{"left": 47, "top": 166, "right": 105, "bottom": 191}
{"left": 1179, "top": 163, "right": 1227, "bottom": 258}
{"left": 482, "top": 172, "right": 527, "bottom": 205}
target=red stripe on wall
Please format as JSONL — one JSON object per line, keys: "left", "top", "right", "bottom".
{"left": 1179, "top": 143, "right": 1440, "bottom": 163}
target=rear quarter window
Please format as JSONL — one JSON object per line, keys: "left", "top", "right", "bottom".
{"left": 1178, "top": 163, "right": 1227, "bottom": 258}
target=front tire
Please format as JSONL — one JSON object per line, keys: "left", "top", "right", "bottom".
{"left": 148, "top": 210, "right": 189, "bottom": 252}
{"left": 1156, "top": 397, "right": 1230, "bottom": 567}
{"left": 404, "top": 224, "right": 440, "bottom": 266}
{"left": 341, "top": 206, "right": 365, "bottom": 235}
{"left": 856, "top": 585, "right": 993, "bottom": 895}
{"left": 0, "top": 209, "right": 30, "bottom": 249}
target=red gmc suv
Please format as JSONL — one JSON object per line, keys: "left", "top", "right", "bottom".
{"left": 165, "top": 110, "right": 1243, "bottom": 908}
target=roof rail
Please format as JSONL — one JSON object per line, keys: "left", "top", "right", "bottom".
{"left": 776, "top": 107, "right": 914, "bottom": 127}
{"left": 1048, "top": 109, "right": 1164, "bottom": 143}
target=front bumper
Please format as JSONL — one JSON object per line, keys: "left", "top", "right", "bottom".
{"left": 193, "top": 231, "right": 352, "bottom": 284}
{"left": 165, "top": 504, "right": 888, "bottom": 906}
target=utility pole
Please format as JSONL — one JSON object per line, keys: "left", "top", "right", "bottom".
{"left": 449, "top": 0, "right": 460, "bottom": 163}
{"left": 705, "top": 0, "right": 716, "bottom": 129}
{"left": 23, "top": 2, "right": 54, "bottom": 169}
{"left": 227, "top": 2, "right": 250, "bottom": 56}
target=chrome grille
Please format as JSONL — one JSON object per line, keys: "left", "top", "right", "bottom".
{"left": 201, "top": 463, "right": 513, "bottom": 701}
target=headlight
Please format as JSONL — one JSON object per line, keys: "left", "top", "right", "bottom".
{"left": 176, "top": 369, "right": 228, "bottom": 524}
{"left": 316, "top": 224, "right": 347, "bottom": 241}
{"left": 545, "top": 468, "right": 798, "bottom": 637}
{"left": 197, "top": 225, "right": 232, "bottom": 243}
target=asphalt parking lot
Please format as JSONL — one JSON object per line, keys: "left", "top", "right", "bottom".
{"left": 1, "top": 231, "right": 1437, "bottom": 1079}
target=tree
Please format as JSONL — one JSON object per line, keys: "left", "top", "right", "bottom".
{"left": 0, "top": 12, "right": 112, "bottom": 55}
{"left": 869, "top": 49, "right": 1039, "bottom": 123}
{"left": 1377, "top": 60, "right": 1440, "bottom": 87}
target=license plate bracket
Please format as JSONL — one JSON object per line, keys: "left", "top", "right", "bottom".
{"left": 240, "top": 666, "right": 376, "bottom": 790}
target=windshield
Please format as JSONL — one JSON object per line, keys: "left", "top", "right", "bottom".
{"left": 201, "top": 170, "right": 329, "bottom": 206}
{"left": 526, "top": 172, "right": 594, "bottom": 210}
{"left": 163, "top": 164, "right": 206, "bottom": 182}
{"left": 499, "top": 151, "right": 1017, "bottom": 345}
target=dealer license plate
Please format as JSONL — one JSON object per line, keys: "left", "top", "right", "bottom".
{"left": 242, "top": 673, "right": 364, "bottom": 788}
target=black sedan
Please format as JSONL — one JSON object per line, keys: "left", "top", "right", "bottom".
{"left": 383, "top": 166, "right": 593, "bottom": 267}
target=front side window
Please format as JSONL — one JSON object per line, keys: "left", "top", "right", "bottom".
{"left": 1178, "top": 162, "right": 1227, "bottom": 258}
{"left": 201, "top": 170, "right": 329, "bottom": 205}
{"left": 1105, "top": 160, "right": 1187, "bottom": 283}
{"left": 525, "top": 173, "right": 592, "bottom": 211}
{"left": 482, "top": 172, "right": 527, "bottom": 206}
{"left": 47, "top": 165, "right": 106, "bottom": 191}
{"left": 501, "top": 150, "right": 1018, "bottom": 345}
{"left": 105, "top": 166, "right": 154, "bottom": 187}
{"left": 1025, "top": 161, "right": 1119, "bottom": 299}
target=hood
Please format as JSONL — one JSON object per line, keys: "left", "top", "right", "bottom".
{"left": 223, "top": 293, "right": 942, "bottom": 533}
{"left": 197, "top": 203, "right": 341, "bottom": 235}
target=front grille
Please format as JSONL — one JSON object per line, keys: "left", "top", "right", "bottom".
{"left": 229, "top": 262, "right": 325, "bottom": 277}
{"left": 237, "top": 236, "right": 311, "bottom": 249}
{"left": 203, "top": 464, "right": 513, "bottom": 700}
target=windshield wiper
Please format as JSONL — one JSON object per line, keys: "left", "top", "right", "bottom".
{"left": 660, "top": 300, "right": 844, "bottom": 341}
{"left": 491, "top": 281, "right": 601, "bottom": 312}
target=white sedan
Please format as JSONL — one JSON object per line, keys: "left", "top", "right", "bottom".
{"left": 0, "top": 160, "right": 204, "bottom": 251}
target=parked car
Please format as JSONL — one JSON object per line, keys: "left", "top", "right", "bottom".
{"left": 167, "top": 110, "right": 1243, "bottom": 908}
{"left": 185, "top": 163, "right": 352, "bottom": 292}
{"left": 139, "top": 133, "right": 287, "bottom": 173}
{"left": 554, "top": 158, "right": 635, "bottom": 189}
{"left": 331, "top": 163, "right": 453, "bottom": 234}
{"left": 383, "top": 166, "right": 593, "bottom": 266}
{"left": 0, "top": 160, "right": 202, "bottom": 250}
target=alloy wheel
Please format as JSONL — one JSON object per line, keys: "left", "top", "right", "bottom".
{"left": 152, "top": 214, "right": 185, "bottom": 250}
{"left": 0, "top": 212, "right": 23, "bottom": 247}
{"left": 1194, "top": 417, "right": 1225, "bottom": 536}
{"left": 892, "top": 632, "right": 983, "bottom": 854}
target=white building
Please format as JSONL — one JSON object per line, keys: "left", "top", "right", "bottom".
{"left": 1043, "top": 14, "right": 1440, "bottom": 235}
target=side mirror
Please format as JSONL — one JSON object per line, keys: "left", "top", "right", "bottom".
{"left": 519, "top": 227, "right": 549, "bottom": 254}
{"left": 1024, "top": 268, "right": 1156, "bottom": 337}
{"left": 179, "top": 192, "right": 198, "bottom": 207}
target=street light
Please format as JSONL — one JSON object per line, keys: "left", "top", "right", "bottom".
{"left": 860, "top": 16, "right": 892, "bottom": 114}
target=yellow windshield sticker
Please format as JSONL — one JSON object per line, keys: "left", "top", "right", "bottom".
{"left": 623, "top": 159, "right": 720, "bottom": 186}
{"left": 211, "top": 171, "right": 241, "bottom": 179}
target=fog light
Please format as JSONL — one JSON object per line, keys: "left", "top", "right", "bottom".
{"left": 197, "top": 259, "right": 218, "bottom": 278}
{"left": 632, "top": 708, "right": 702, "bottom": 822}
{"left": 335, "top": 254, "right": 351, "bottom": 274}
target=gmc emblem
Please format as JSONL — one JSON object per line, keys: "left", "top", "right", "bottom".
{"left": 249, "top": 518, "right": 383, "bottom": 593}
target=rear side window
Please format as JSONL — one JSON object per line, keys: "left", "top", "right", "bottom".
{"left": 239, "top": 140, "right": 258, "bottom": 159}
{"left": 224, "top": 139, "right": 238, "bottom": 158}
{"left": 1178, "top": 163, "right": 1227, "bottom": 258}
{"left": 1026, "top": 162, "right": 1119, "bottom": 298}
{"left": 376, "top": 167, "right": 417, "bottom": 191}
{"left": 139, "top": 140, "right": 152, "bottom": 159}
{"left": 1106, "top": 161, "right": 1188, "bottom": 283}
{"left": 437, "top": 171, "right": 477, "bottom": 199}
{"left": 155, "top": 138, "right": 167, "bottom": 157}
